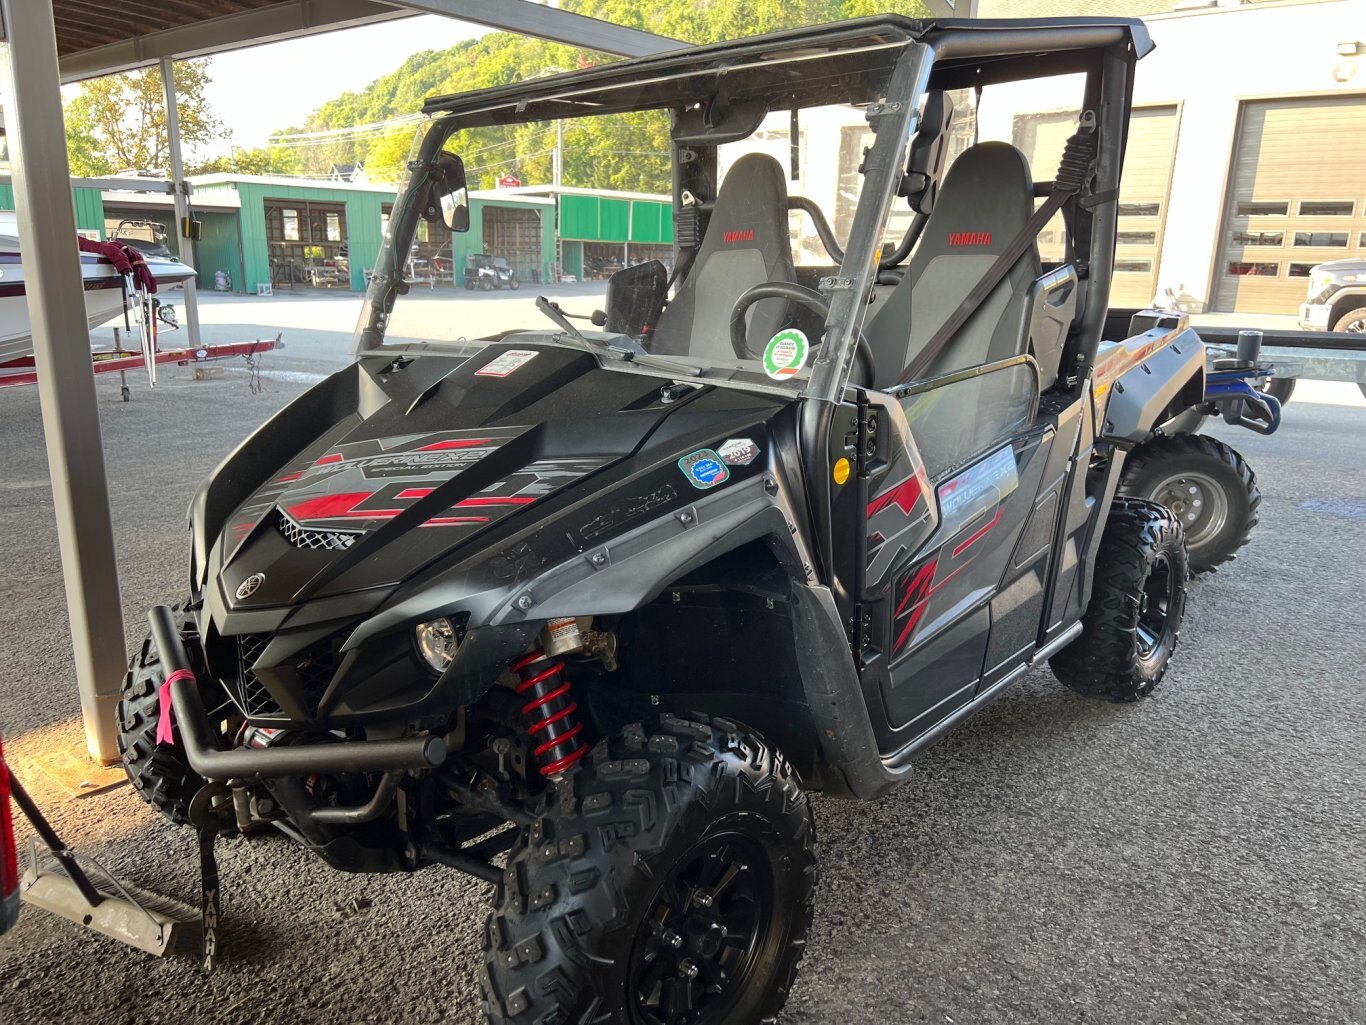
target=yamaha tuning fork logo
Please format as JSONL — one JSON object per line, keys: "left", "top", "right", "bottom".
{"left": 235, "top": 573, "right": 266, "bottom": 600}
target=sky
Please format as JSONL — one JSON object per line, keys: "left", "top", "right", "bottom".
{"left": 202, "top": 15, "right": 489, "bottom": 151}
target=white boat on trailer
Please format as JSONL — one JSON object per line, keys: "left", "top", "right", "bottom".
{"left": 0, "top": 234, "right": 197, "bottom": 364}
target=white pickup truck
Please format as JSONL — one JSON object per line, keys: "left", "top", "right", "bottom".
{"left": 1299, "top": 258, "right": 1366, "bottom": 335}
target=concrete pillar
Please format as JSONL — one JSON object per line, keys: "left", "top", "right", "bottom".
{"left": 0, "top": 0, "right": 128, "bottom": 762}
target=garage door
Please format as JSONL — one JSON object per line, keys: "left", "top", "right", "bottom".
{"left": 1014, "top": 106, "right": 1179, "bottom": 308}
{"left": 483, "top": 206, "right": 543, "bottom": 284}
{"left": 1213, "top": 95, "right": 1366, "bottom": 314}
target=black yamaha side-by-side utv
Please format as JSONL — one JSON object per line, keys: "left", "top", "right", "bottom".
{"left": 121, "top": 17, "right": 1264, "bottom": 1023}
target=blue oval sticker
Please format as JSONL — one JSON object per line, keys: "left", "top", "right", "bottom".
{"left": 678, "top": 449, "right": 731, "bottom": 490}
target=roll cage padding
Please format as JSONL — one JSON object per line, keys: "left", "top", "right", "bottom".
{"left": 651, "top": 152, "right": 796, "bottom": 361}
{"left": 864, "top": 141, "right": 1041, "bottom": 388}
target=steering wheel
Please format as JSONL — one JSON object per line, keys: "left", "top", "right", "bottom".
{"left": 729, "top": 281, "right": 875, "bottom": 385}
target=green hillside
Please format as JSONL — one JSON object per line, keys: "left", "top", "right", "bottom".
{"left": 283, "top": 0, "right": 929, "bottom": 190}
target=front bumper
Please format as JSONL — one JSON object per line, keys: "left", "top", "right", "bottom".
{"left": 150, "top": 605, "right": 446, "bottom": 780}
{"left": 1298, "top": 301, "right": 1331, "bottom": 331}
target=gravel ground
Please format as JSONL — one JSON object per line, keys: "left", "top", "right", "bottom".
{"left": 1, "top": 290, "right": 1363, "bottom": 1024}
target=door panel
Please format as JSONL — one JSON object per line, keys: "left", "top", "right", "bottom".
{"left": 984, "top": 486, "right": 1057, "bottom": 676}
{"left": 831, "top": 359, "right": 1079, "bottom": 757}
{"left": 875, "top": 434, "right": 1048, "bottom": 742}
{"left": 880, "top": 605, "right": 988, "bottom": 731}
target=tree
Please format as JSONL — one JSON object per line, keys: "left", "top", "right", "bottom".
{"left": 188, "top": 145, "right": 302, "bottom": 177}
{"left": 281, "top": 0, "right": 933, "bottom": 188}
{"left": 65, "top": 60, "right": 224, "bottom": 177}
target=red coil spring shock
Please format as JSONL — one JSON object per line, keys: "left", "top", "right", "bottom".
{"left": 510, "top": 650, "right": 588, "bottom": 777}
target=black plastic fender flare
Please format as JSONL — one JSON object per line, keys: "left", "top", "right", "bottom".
{"left": 1100, "top": 326, "right": 1206, "bottom": 445}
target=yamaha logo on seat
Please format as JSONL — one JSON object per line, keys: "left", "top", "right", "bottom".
{"left": 948, "top": 231, "right": 992, "bottom": 246}
{"left": 723, "top": 228, "right": 756, "bottom": 244}
{"left": 235, "top": 574, "right": 266, "bottom": 600}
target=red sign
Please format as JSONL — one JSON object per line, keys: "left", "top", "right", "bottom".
{"left": 496, "top": 175, "right": 522, "bottom": 189}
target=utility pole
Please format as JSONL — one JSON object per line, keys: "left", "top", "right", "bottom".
{"left": 160, "top": 56, "right": 202, "bottom": 349}
{"left": 553, "top": 118, "right": 564, "bottom": 188}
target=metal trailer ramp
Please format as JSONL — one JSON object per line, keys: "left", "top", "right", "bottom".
{"left": 9, "top": 768, "right": 198, "bottom": 958}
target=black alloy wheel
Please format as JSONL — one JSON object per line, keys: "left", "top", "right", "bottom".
{"left": 1135, "top": 551, "right": 1175, "bottom": 666}
{"left": 629, "top": 832, "right": 772, "bottom": 1024}
{"left": 482, "top": 716, "right": 816, "bottom": 1025}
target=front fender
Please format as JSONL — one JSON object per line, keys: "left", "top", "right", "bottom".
{"left": 492, "top": 473, "right": 816, "bottom": 625}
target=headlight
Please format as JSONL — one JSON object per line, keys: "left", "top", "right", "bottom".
{"left": 414, "top": 617, "right": 460, "bottom": 672}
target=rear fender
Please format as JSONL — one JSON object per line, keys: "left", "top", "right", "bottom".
{"left": 1095, "top": 325, "right": 1205, "bottom": 445}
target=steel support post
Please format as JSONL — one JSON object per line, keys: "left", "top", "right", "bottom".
{"left": 160, "top": 56, "right": 202, "bottom": 349}
{"left": 0, "top": 0, "right": 127, "bottom": 761}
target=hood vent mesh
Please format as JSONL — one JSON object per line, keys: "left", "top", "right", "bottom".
{"left": 277, "top": 510, "right": 360, "bottom": 551}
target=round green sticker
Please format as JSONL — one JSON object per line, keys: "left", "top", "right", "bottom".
{"left": 763, "top": 328, "right": 809, "bottom": 380}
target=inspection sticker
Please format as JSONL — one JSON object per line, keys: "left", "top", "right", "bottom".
{"left": 678, "top": 449, "right": 730, "bottom": 490}
{"left": 717, "top": 437, "right": 760, "bottom": 467}
{"left": 763, "top": 328, "right": 809, "bottom": 380}
{"left": 475, "top": 349, "right": 538, "bottom": 377}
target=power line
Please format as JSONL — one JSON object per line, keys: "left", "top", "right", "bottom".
{"left": 463, "top": 149, "right": 555, "bottom": 178}
{"left": 267, "top": 113, "right": 423, "bottom": 142}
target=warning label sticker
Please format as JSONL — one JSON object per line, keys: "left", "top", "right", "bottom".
{"left": 475, "top": 349, "right": 538, "bottom": 378}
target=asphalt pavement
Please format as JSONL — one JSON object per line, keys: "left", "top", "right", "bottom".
{"left": 0, "top": 290, "right": 1362, "bottom": 1024}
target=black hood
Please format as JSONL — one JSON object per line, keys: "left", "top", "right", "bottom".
{"left": 202, "top": 342, "right": 788, "bottom": 618}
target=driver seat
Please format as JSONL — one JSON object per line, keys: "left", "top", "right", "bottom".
{"left": 651, "top": 153, "right": 797, "bottom": 360}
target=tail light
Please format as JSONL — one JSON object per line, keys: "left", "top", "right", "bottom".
{"left": 0, "top": 730, "right": 19, "bottom": 934}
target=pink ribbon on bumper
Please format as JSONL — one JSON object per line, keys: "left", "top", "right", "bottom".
{"left": 157, "top": 669, "right": 195, "bottom": 745}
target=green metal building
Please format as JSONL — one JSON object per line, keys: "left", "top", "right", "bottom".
{"left": 0, "top": 175, "right": 674, "bottom": 295}
{"left": 0, "top": 182, "right": 105, "bottom": 239}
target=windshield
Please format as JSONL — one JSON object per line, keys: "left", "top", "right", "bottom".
{"left": 357, "top": 36, "right": 923, "bottom": 399}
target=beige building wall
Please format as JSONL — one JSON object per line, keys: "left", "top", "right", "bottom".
{"left": 972, "top": 0, "right": 1365, "bottom": 311}
{"left": 1141, "top": 0, "right": 1365, "bottom": 310}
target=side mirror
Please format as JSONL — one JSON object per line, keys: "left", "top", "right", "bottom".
{"left": 422, "top": 153, "right": 470, "bottom": 233}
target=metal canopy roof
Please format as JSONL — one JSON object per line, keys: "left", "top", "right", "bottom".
{"left": 51, "top": 0, "right": 684, "bottom": 83}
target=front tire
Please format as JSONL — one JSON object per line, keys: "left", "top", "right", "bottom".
{"left": 116, "top": 610, "right": 224, "bottom": 825}
{"left": 1051, "top": 498, "right": 1188, "bottom": 702}
{"left": 1331, "top": 305, "right": 1366, "bottom": 334}
{"left": 1118, "top": 433, "right": 1260, "bottom": 573}
{"left": 482, "top": 715, "right": 817, "bottom": 1025}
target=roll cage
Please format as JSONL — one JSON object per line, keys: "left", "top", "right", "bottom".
{"left": 358, "top": 15, "right": 1151, "bottom": 406}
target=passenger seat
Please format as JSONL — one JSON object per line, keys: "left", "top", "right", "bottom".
{"left": 865, "top": 142, "right": 1055, "bottom": 388}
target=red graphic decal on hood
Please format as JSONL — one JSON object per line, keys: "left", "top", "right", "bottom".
{"left": 417, "top": 438, "right": 493, "bottom": 451}
{"left": 286, "top": 492, "right": 377, "bottom": 521}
